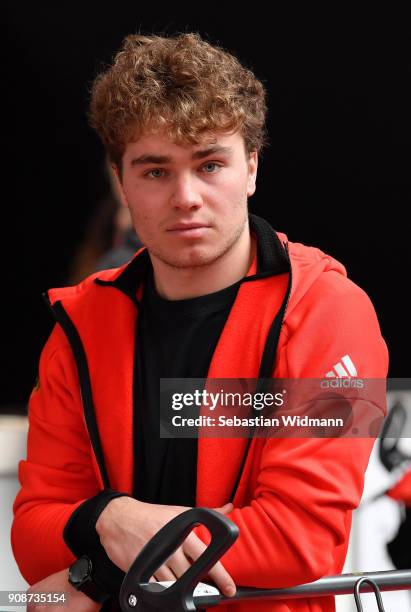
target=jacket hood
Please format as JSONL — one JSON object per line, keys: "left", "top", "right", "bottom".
{"left": 276, "top": 228, "right": 348, "bottom": 320}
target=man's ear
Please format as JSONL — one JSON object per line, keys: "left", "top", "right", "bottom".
{"left": 247, "top": 151, "right": 258, "bottom": 198}
{"left": 110, "top": 163, "right": 129, "bottom": 208}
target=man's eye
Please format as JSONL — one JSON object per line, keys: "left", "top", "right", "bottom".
{"left": 202, "top": 162, "right": 221, "bottom": 173}
{"left": 146, "top": 168, "right": 164, "bottom": 178}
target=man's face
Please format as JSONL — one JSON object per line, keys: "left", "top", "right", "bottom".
{"left": 118, "top": 130, "right": 257, "bottom": 269}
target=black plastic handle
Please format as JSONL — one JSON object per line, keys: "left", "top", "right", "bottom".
{"left": 354, "top": 577, "right": 386, "bottom": 612}
{"left": 119, "top": 507, "right": 239, "bottom": 612}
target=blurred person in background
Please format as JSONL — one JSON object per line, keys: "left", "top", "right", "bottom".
{"left": 70, "top": 159, "right": 142, "bottom": 284}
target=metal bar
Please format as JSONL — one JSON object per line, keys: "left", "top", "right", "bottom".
{"left": 190, "top": 569, "right": 411, "bottom": 607}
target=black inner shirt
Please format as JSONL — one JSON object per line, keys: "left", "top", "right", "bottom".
{"left": 133, "top": 267, "right": 240, "bottom": 507}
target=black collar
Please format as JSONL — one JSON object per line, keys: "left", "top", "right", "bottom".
{"left": 94, "top": 214, "right": 290, "bottom": 303}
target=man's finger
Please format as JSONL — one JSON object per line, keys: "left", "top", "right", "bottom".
{"left": 214, "top": 502, "right": 233, "bottom": 514}
{"left": 168, "top": 548, "right": 192, "bottom": 578}
{"left": 206, "top": 559, "right": 236, "bottom": 597}
{"left": 154, "top": 564, "right": 176, "bottom": 582}
{"left": 183, "top": 533, "right": 236, "bottom": 598}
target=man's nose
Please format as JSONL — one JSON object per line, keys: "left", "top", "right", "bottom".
{"left": 169, "top": 174, "right": 203, "bottom": 210}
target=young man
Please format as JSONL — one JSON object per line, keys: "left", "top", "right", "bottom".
{"left": 12, "top": 33, "right": 388, "bottom": 611}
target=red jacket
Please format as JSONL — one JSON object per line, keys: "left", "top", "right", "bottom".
{"left": 387, "top": 470, "right": 411, "bottom": 506}
{"left": 12, "top": 216, "right": 388, "bottom": 612}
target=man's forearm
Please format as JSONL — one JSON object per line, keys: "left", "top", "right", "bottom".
{"left": 63, "top": 489, "right": 132, "bottom": 597}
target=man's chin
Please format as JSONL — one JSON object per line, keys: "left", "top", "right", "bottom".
{"left": 162, "top": 255, "right": 218, "bottom": 270}
{"left": 152, "top": 247, "right": 224, "bottom": 270}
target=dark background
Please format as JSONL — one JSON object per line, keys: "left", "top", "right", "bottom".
{"left": 3, "top": 5, "right": 410, "bottom": 410}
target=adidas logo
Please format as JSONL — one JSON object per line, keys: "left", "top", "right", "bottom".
{"left": 325, "top": 354, "right": 357, "bottom": 378}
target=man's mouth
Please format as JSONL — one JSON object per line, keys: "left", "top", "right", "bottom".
{"left": 167, "top": 222, "right": 210, "bottom": 231}
{"left": 166, "top": 222, "right": 211, "bottom": 238}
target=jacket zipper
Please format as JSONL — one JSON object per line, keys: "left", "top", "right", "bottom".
{"left": 228, "top": 242, "right": 293, "bottom": 503}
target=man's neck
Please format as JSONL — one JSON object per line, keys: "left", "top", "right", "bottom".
{"left": 150, "top": 230, "right": 255, "bottom": 300}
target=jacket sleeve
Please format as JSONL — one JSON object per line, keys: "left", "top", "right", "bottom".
{"left": 194, "top": 272, "right": 389, "bottom": 588}
{"left": 11, "top": 324, "right": 103, "bottom": 584}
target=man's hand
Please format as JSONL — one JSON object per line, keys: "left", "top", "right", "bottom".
{"left": 95, "top": 498, "right": 236, "bottom": 597}
{"left": 26, "top": 568, "right": 101, "bottom": 611}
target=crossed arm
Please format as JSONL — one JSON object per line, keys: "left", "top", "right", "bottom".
{"left": 25, "top": 496, "right": 236, "bottom": 611}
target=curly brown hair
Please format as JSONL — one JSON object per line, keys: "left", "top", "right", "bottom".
{"left": 89, "top": 32, "right": 268, "bottom": 168}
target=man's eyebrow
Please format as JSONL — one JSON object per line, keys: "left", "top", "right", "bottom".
{"left": 130, "top": 154, "right": 172, "bottom": 166}
{"left": 130, "top": 146, "right": 233, "bottom": 166}
{"left": 192, "top": 145, "right": 233, "bottom": 160}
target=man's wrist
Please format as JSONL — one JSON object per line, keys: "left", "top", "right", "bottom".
{"left": 28, "top": 569, "right": 101, "bottom": 612}
{"left": 67, "top": 584, "right": 102, "bottom": 612}
{"left": 68, "top": 556, "right": 111, "bottom": 604}
{"left": 63, "top": 489, "right": 131, "bottom": 557}
{"left": 95, "top": 495, "right": 141, "bottom": 539}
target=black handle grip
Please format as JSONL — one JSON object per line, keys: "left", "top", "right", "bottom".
{"left": 119, "top": 507, "right": 239, "bottom": 612}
